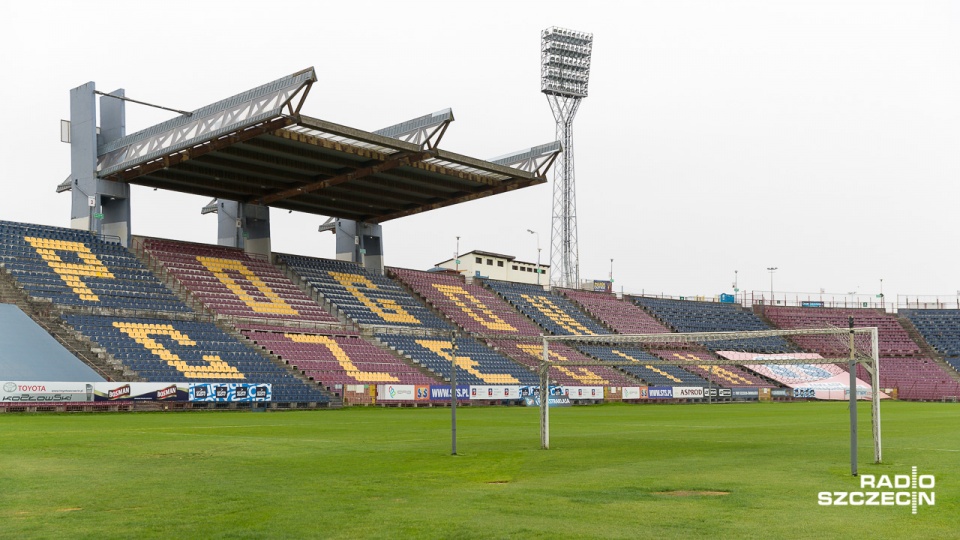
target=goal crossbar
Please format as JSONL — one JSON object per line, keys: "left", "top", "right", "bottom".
{"left": 537, "top": 327, "right": 881, "bottom": 476}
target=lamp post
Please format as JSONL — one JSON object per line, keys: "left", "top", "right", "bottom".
{"left": 455, "top": 236, "right": 460, "bottom": 275}
{"left": 767, "top": 267, "right": 777, "bottom": 304}
{"left": 609, "top": 258, "right": 614, "bottom": 285}
{"left": 733, "top": 270, "right": 739, "bottom": 303}
{"left": 527, "top": 229, "right": 541, "bottom": 285}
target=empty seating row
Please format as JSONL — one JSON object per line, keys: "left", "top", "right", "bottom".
{"left": 650, "top": 350, "right": 775, "bottom": 388}
{"left": 856, "top": 357, "right": 960, "bottom": 400}
{"left": 634, "top": 297, "right": 794, "bottom": 353}
{"left": 280, "top": 255, "right": 450, "bottom": 329}
{"left": 576, "top": 346, "right": 711, "bottom": 387}
{"left": 389, "top": 268, "right": 541, "bottom": 335}
{"left": 0, "top": 220, "right": 189, "bottom": 312}
{"left": 484, "top": 279, "right": 609, "bottom": 336}
{"left": 141, "top": 238, "right": 336, "bottom": 323}
{"left": 901, "top": 309, "right": 960, "bottom": 360}
{"left": 489, "top": 339, "right": 642, "bottom": 387}
{"left": 242, "top": 329, "right": 439, "bottom": 389}
{"left": 63, "top": 314, "right": 329, "bottom": 403}
{"left": 764, "top": 306, "right": 920, "bottom": 356}
{"left": 562, "top": 289, "right": 671, "bottom": 335}
{"left": 376, "top": 334, "right": 539, "bottom": 386}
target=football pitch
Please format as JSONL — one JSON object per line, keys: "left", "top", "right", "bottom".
{"left": 1, "top": 401, "right": 956, "bottom": 539}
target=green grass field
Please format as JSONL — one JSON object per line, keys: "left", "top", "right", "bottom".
{"left": 1, "top": 401, "right": 957, "bottom": 539}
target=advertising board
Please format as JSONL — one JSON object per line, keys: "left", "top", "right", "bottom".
{"left": 0, "top": 381, "right": 92, "bottom": 403}
{"left": 189, "top": 383, "right": 272, "bottom": 402}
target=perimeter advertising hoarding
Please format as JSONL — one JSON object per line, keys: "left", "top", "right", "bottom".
{"left": 376, "top": 384, "right": 416, "bottom": 401}
{"left": 522, "top": 394, "right": 572, "bottom": 407}
{"left": 648, "top": 386, "right": 674, "bottom": 399}
{"left": 94, "top": 382, "right": 189, "bottom": 402}
{"left": 0, "top": 381, "right": 91, "bottom": 403}
{"left": 673, "top": 386, "right": 705, "bottom": 399}
{"left": 189, "top": 383, "right": 272, "bottom": 402}
{"left": 771, "top": 388, "right": 792, "bottom": 398}
{"left": 414, "top": 385, "right": 431, "bottom": 401}
{"left": 564, "top": 386, "right": 603, "bottom": 399}
{"left": 621, "top": 387, "right": 643, "bottom": 400}
{"left": 429, "top": 385, "right": 471, "bottom": 401}
{"left": 469, "top": 386, "right": 521, "bottom": 400}
{"left": 731, "top": 388, "right": 759, "bottom": 399}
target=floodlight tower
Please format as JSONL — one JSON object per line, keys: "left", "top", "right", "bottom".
{"left": 541, "top": 26, "right": 593, "bottom": 289}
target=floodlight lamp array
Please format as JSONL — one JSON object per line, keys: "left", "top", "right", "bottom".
{"left": 541, "top": 27, "right": 593, "bottom": 98}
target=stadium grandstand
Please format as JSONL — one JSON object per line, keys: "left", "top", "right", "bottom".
{"left": 2, "top": 65, "right": 959, "bottom": 412}
{"left": 390, "top": 268, "right": 641, "bottom": 388}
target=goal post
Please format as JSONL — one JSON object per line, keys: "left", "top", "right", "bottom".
{"left": 539, "top": 326, "right": 881, "bottom": 474}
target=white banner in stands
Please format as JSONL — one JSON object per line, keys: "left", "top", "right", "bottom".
{"left": 621, "top": 387, "right": 642, "bottom": 400}
{"left": 0, "top": 381, "right": 93, "bottom": 403}
{"left": 564, "top": 386, "right": 604, "bottom": 399}
{"left": 469, "top": 386, "right": 521, "bottom": 400}
{"left": 673, "top": 386, "right": 705, "bottom": 399}
{"left": 377, "top": 384, "right": 416, "bottom": 401}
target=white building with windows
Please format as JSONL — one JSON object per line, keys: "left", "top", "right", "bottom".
{"left": 435, "top": 250, "right": 549, "bottom": 286}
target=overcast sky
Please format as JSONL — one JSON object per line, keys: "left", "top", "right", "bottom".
{"left": 2, "top": 0, "right": 958, "bottom": 304}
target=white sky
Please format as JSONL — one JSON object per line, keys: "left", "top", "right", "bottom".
{"left": 2, "top": 0, "right": 958, "bottom": 303}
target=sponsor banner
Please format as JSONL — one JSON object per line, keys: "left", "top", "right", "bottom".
{"left": 731, "top": 387, "right": 759, "bottom": 399}
{"left": 718, "top": 388, "right": 732, "bottom": 397}
{"left": 94, "top": 382, "right": 189, "bottom": 402}
{"left": 522, "top": 394, "right": 572, "bottom": 407}
{"left": 592, "top": 280, "right": 612, "bottom": 293}
{"left": 0, "top": 381, "right": 92, "bottom": 403}
{"left": 429, "top": 385, "right": 471, "bottom": 401}
{"left": 564, "top": 386, "right": 604, "bottom": 399}
{"left": 802, "top": 301, "right": 825, "bottom": 308}
{"left": 190, "top": 383, "right": 272, "bottom": 402}
{"left": 377, "top": 384, "right": 416, "bottom": 401}
{"left": 673, "top": 386, "right": 705, "bottom": 399}
{"left": 648, "top": 386, "right": 674, "bottom": 399}
{"left": 469, "top": 386, "right": 521, "bottom": 400}
{"left": 519, "top": 385, "right": 566, "bottom": 398}
{"left": 622, "top": 387, "right": 642, "bottom": 400}
{"left": 414, "top": 385, "right": 431, "bottom": 401}
{"left": 772, "top": 388, "right": 792, "bottom": 398}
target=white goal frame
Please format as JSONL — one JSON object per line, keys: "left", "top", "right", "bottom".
{"left": 539, "top": 327, "right": 881, "bottom": 475}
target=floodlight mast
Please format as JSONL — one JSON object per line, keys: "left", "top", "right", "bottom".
{"left": 541, "top": 26, "right": 593, "bottom": 289}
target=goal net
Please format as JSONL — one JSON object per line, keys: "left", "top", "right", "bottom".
{"left": 538, "top": 326, "right": 881, "bottom": 474}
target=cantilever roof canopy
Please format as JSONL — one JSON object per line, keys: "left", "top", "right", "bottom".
{"left": 86, "top": 68, "right": 558, "bottom": 223}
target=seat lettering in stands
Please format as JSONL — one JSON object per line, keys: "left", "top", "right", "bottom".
{"left": 431, "top": 284, "right": 516, "bottom": 332}
{"left": 610, "top": 350, "right": 683, "bottom": 383}
{"left": 329, "top": 271, "right": 419, "bottom": 324}
{"left": 113, "top": 321, "right": 244, "bottom": 379}
{"left": 25, "top": 236, "right": 115, "bottom": 301}
{"left": 415, "top": 339, "right": 520, "bottom": 384}
{"left": 197, "top": 257, "right": 298, "bottom": 315}
{"left": 516, "top": 343, "right": 609, "bottom": 385}
{"left": 520, "top": 294, "right": 595, "bottom": 335}
{"left": 668, "top": 352, "right": 753, "bottom": 385}
{"left": 285, "top": 334, "right": 398, "bottom": 383}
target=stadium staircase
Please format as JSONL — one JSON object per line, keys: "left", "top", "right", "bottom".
{"left": 0, "top": 264, "right": 132, "bottom": 382}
